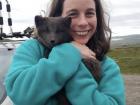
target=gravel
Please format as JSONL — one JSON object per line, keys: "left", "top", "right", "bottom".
{"left": 123, "top": 74, "right": 140, "bottom": 105}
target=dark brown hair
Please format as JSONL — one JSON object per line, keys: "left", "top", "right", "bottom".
{"left": 48, "top": 0, "right": 112, "bottom": 61}
{"left": 47, "top": 0, "right": 111, "bottom": 104}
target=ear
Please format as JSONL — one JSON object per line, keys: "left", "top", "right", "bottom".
{"left": 64, "top": 17, "right": 72, "bottom": 28}
{"left": 35, "top": 15, "right": 44, "bottom": 27}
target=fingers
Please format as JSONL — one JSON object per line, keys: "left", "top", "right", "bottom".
{"left": 90, "top": 53, "right": 96, "bottom": 60}
{"left": 88, "top": 50, "right": 96, "bottom": 60}
{"left": 71, "top": 41, "right": 97, "bottom": 60}
{"left": 90, "top": 50, "right": 96, "bottom": 57}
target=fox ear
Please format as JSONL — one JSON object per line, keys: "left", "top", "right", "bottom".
{"left": 35, "top": 15, "right": 44, "bottom": 27}
{"left": 64, "top": 17, "right": 71, "bottom": 28}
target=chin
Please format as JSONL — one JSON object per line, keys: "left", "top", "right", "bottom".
{"left": 72, "top": 34, "right": 92, "bottom": 44}
{"left": 75, "top": 39, "right": 89, "bottom": 45}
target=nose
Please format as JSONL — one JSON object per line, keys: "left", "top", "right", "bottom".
{"left": 77, "top": 15, "right": 88, "bottom": 28}
{"left": 50, "top": 40, "right": 55, "bottom": 44}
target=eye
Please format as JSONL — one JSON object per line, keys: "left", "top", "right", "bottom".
{"left": 86, "top": 11, "right": 96, "bottom": 18}
{"left": 67, "top": 12, "right": 78, "bottom": 18}
{"left": 56, "top": 28, "right": 64, "bottom": 33}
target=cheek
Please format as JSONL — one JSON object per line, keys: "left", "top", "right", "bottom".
{"left": 95, "top": 21, "right": 97, "bottom": 29}
{"left": 90, "top": 20, "right": 97, "bottom": 35}
{"left": 70, "top": 18, "right": 97, "bottom": 30}
{"left": 70, "top": 20, "right": 75, "bottom": 30}
{"left": 91, "top": 18, "right": 97, "bottom": 28}
{"left": 71, "top": 18, "right": 81, "bottom": 25}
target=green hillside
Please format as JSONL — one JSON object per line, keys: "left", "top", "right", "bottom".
{"left": 108, "top": 45, "right": 140, "bottom": 74}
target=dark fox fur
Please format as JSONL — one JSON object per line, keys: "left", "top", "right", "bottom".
{"left": 34, "top": 15, "right": 101, "bottom": 105}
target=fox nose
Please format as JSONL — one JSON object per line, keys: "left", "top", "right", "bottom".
{"left": 50, "top": 40, "right": 55, "bottom": 44}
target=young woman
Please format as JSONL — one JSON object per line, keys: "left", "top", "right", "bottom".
{"left": 5, "top": 0, "right": 126, "bottom": 105}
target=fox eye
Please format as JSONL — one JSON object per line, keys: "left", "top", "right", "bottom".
{"left": 38, "top": 27, "right": 47, "bottom": 32}
{"left": 55, "top": 26, "right": 65, "bottom": 32}
{"left": 56, "top": 29, "right": 64, "bottom": 33}
{"left": 43, "top": 25, "right": 49, "bottom": 31}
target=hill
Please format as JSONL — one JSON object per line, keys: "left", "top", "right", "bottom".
{"left": 111, "top": 34, "right": 140, "bottom": 48}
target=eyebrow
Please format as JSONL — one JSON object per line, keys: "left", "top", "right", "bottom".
{"left": 66, "top": 8, "right": 96, "bottom": 14}
{"left": 66, "top": 9, "right": 77, "bottom": 14}
{"left": 87, "top": 8, "right": 96, "bottom": 12}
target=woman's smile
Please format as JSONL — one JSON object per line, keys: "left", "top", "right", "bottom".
{"left": 73, "top": 30, "right": 91, "bottom": 36}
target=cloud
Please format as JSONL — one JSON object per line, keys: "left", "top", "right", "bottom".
{"left": 105, "top": 0, "right": 140, "bottom": 36}
{"left": 1, "top": 0, "right": 140, "bottom": 36}
{"left": 110, "top": 12, "right": 140, "bottom": 26}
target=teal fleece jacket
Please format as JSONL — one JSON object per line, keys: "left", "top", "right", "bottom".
{"left": 5, "top": 39, "right": 126, "bottom": 105}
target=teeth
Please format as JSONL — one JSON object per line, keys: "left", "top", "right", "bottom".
{"left": 76, "top": 31, "right": 88, "bottom": 36}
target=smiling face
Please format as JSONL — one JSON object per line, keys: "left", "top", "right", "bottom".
{"left": 62, "top": 0, "right": 97, "bottom": 45}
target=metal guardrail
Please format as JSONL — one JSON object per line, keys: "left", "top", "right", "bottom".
{"left": 0, "top": 26, "right": 33, "bottom": 40}
{"left": 0, "top": 26, "right": 33, "bottom": 50}
{"left": 0, "top": 40, "right": 22, "bottom": 50}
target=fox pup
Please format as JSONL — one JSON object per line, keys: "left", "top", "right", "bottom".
{"left": 34, "top": 15, "right": 101, "bottom": 105}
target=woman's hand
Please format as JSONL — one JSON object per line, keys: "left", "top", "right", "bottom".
{"left": 71, "top": 41, "right": 96, "bottom": 60}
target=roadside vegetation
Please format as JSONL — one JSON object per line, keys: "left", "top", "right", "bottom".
{"left": 108, "top": 44, "right": 140, "bottom": 74}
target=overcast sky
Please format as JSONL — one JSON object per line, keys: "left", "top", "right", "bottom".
{"left": 1, "top": 0, "right": 140, "bottom": 37}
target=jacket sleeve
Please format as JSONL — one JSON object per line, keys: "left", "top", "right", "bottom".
{"left": 65, "top": 57, "right": 126, "bottom": 105}
{"left": 4, "top": 39, "right": 81, "bottom": 105}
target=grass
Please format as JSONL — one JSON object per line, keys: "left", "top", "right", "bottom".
{"left": 108, "top": 46, "right": 140, "bottom": 74}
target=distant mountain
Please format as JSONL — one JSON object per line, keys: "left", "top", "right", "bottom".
{"left": 111, "top": 34, "right": 140, "bottom": 48}
{"left": 1, "top": 34, "right": 140, "bottom": 49}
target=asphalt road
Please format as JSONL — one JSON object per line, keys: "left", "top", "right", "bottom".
{"left": 0, "top": 48, "right": 14, "bottom": 79}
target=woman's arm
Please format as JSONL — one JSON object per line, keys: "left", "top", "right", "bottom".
{"left": 65, "top": 57, "right": 126, "bottom": 105}
{"left": 5, "top": 39, "right": 81, "bottom": 105}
